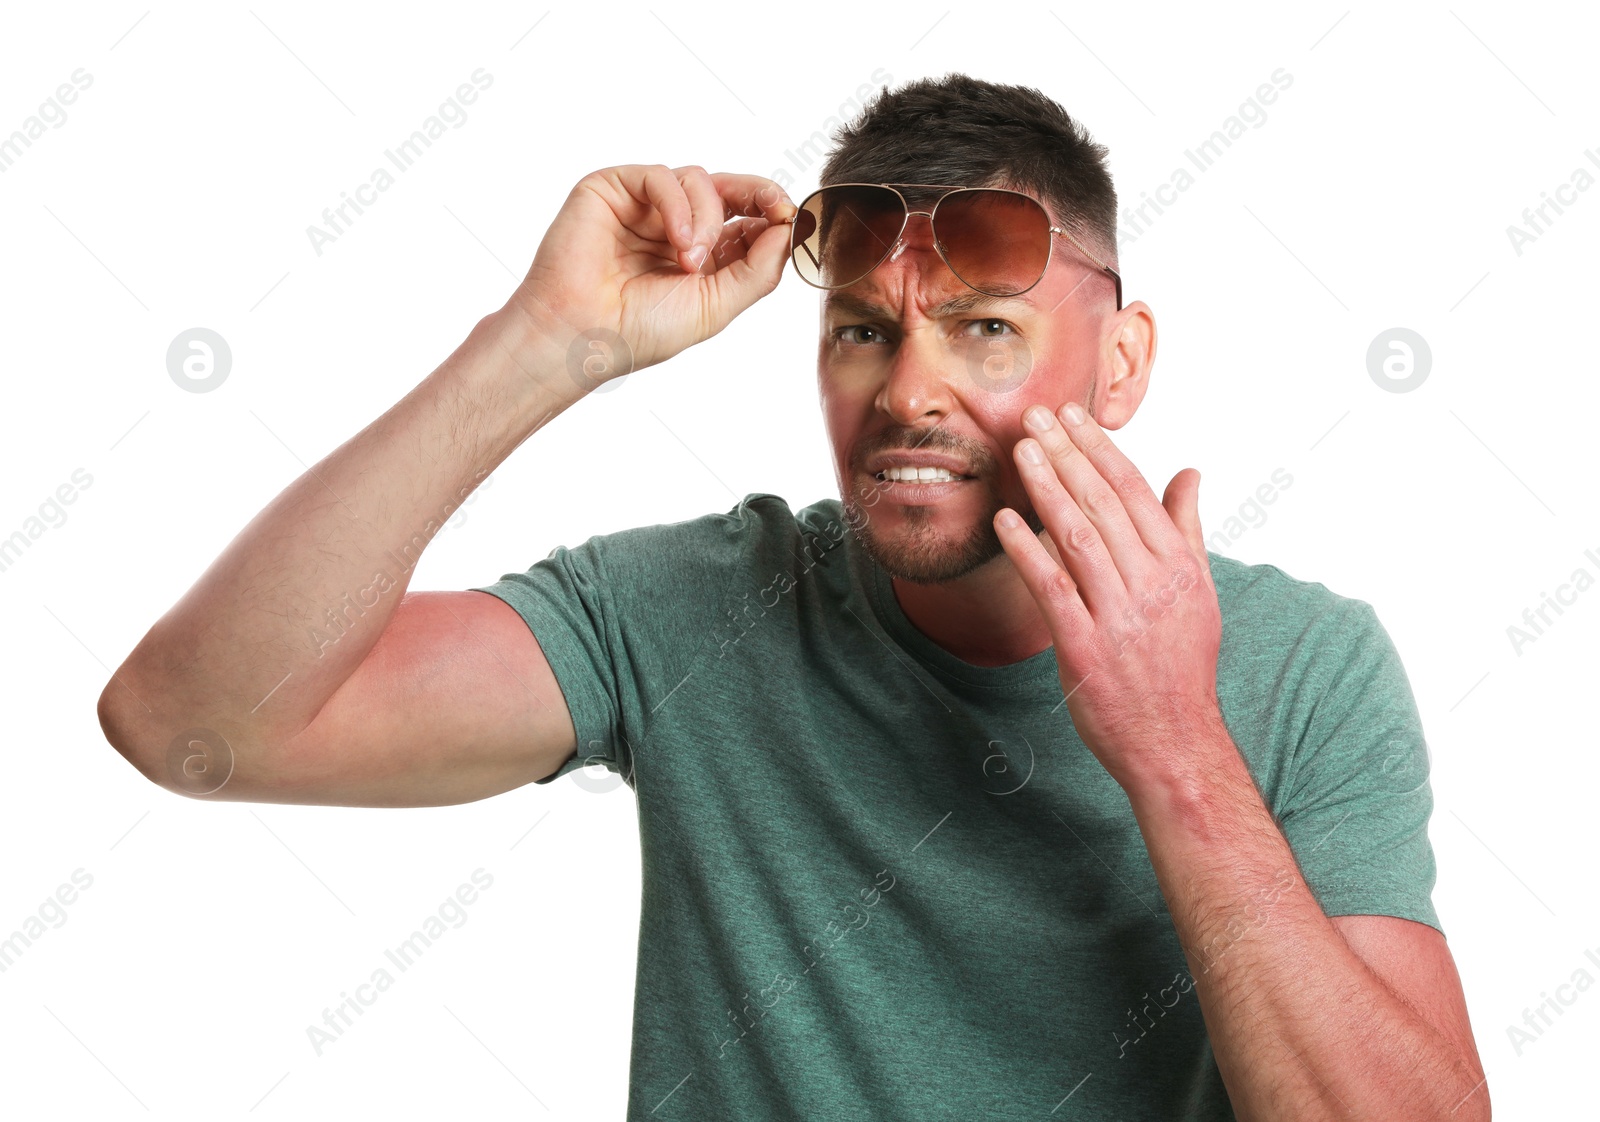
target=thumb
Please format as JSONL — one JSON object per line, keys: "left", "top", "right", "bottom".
{"left": 1162, "top": 468, "right": 1208, "bottom": 569}
{"left": 747, "top": 218, "right": 794, "bottom": 285}
{"left": 711, "top": 220, "right": 792, "bottom": 319}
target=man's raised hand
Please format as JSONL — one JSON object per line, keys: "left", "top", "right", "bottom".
{"left": 509, "top": 164, "right": 797, "bottom": 383}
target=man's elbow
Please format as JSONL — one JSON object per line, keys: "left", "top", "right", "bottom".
{"left": 1445, "top": 1068, "right": 1490, "bottom": 1122}
{"left": 96, "top": 676, "right": 191, "bottom": 797}
{"left": 98, "top": 679, "right": 157, "bottom": 785}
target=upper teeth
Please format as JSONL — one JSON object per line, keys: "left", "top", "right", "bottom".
{"left": 879, "top": 466, "right": 961, "bottom": 482}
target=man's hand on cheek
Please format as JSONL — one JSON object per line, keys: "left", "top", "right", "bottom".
{"left": 992, "top": 401, "right": 1226, "bottom": 794}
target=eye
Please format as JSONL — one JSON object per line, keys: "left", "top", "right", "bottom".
{"left": 834, "top": 325, "right": 886, "bottom": 345}
{"left": 964, "top": 318, "right": 1015, "bottom": 337}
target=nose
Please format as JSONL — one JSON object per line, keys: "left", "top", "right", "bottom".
{"left": 877, "top": 357, "right": 956, "bottom": 429}
{"left": 873, "top": 278, "right": 960, "bottom": 425}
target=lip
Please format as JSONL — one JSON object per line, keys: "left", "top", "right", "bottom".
{"left": 859, "top": 470, "right": 973, "bottom": 506}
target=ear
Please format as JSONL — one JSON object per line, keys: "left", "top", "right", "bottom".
{"left": 1094, "top": 301, "right": 1156, "bottom": 431}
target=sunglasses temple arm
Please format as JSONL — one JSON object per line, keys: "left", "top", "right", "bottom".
{"left": 1056, "top": 224, "right": 1123, "bottom": 309}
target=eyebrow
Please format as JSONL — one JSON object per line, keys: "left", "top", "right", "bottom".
{"left": 823, "top": 291, "right": 1032, "bottom": 322}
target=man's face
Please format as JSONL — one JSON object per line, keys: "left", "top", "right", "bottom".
{"left": 818, "top": 193, "right": 1116, "bottom": 585}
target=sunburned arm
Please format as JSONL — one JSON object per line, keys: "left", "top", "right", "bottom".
{"left": 1124, "top": 721, "right": 1489, "bottom": 1122}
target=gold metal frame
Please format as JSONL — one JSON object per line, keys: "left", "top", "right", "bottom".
{"left": 787, "top": 182, "right": 1122, "bottom": 309}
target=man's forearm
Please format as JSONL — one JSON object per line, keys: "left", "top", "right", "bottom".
{"left": 1123, "top": 720, "right": 1484, "bottom": 1121}
{"left": 100, "top": 299, "right": 579, "bottom": 766}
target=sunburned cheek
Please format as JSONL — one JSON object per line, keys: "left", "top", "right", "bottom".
{"left": 956, "top": 331, "right": 1031, "bottom": 397}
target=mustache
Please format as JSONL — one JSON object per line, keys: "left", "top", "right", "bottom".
{"left": 853, "top": 424, "right": 998, "bottom": 474}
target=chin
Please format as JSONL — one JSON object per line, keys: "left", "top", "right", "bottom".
{"left": 844, "top": 494, "right": 1010, "bottom": 585}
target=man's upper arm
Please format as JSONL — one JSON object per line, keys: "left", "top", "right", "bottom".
{"left": 1271, "top": 596, "right": 1485, "bottom": 1106}
{"left": 1275, "top": 598, "right": 1442, "bottom": 930}
{"left": 248, "top": 589, "right": 578, "bottom": 807}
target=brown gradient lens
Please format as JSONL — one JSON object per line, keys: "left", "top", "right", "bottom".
{"left": 791, "top": 185, "right": 907, "bottom": 288}
{"left": 790, "top": 185, "right": 1058, "bottom": 297}
{"left": 933, "top": 189, "right": 1052, "bottom": 296}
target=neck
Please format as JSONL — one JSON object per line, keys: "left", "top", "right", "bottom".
{"left": 887, "top": 532, "right": 1061, "bottom": 667}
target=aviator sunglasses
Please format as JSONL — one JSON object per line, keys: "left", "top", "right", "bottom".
{"left": 785, "top": 183, "right": 1122, "bottom": 309}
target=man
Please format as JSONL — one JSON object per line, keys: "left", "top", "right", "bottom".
{"left": 98, "top": 74, "right": 1488, "bottom": 1119}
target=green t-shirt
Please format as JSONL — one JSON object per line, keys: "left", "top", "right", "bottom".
{"left": 470, "top": 492, "right": 1439, "bottom": 1121}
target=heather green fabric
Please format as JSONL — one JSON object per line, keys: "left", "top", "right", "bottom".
{"left": 470, "top": 492, "right": 1439, "bottom": 1121}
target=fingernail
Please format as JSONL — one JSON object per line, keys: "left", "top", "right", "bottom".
{"left": 687, "top": 243, "right": 708, "bottom": 268}
{"left": 997, "top": 510, "right": 1022, "bottom": 529}
{"left": 678, "top": 222, "right": 692, "bottom": 242}
{"left": 1019, "top": 440, "right": 1045, "bottom": 464}
{"left": 1024, "top": 404, "right": 1055, "bottom": 430}
{"left": 1061, "top": 402, "right": 1087, "bottom": 425}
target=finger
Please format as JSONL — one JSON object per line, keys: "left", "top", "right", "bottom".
{"left": 1055, "top": 403, "right": 1189, "bottom": 562}
{"left": 701, "top": 215, "right": 792, "bottom": 314}
{"left": 674, "top": 165, "right": 724, "bottom": 274}
{"left": 1022, "top": 403, "right": 1152, "bottom": 586}
{"left": 992, "top": 507, "right": 1092, "bottom": 645}
{"left": 1162, "top": 468, "right": 1215, "bottom": 595}
{"left": 633, "top": 163, "right": 695, "bottom": 257}
{"left": 1013, "top": 436, "right": 1125, "bottom": 617}
{"left": 704, "top": 216, "right": 770, "bottom": 272}
{"left": 709, "top": 172, "right": 798, "bottom": 223}
{"left": 704, "top": 173, "right": 797, "bottom": 291}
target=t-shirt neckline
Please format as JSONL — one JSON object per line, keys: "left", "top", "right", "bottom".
{"left": 851, "top": 529, "right": 1063, "bottom": 691}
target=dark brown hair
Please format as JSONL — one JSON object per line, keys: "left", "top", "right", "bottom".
{"left": 817, "top": 73, "right": 1119, "bottom": 269}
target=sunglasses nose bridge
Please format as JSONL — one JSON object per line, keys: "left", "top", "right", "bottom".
{"left": 885, "top": 208, "right": 942, "bottom": 265}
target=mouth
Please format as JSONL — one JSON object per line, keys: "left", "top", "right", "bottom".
{"left": 872, "top": 465, "right": 974, "bottom": 485}
{"left": 861, "top": 465, "right": 978, "bottom": 507}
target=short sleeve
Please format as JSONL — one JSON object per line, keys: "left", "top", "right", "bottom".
{"left": 466, "top": 494, "right": 785, "bottom": 789}
{"left": 470, "top": 539, "right": 633, "bottom": 787}
{"left": 1275, "top": 599, "right": 1442, "bottom": 933}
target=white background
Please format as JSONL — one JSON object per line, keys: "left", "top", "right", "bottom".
{"left": 1, "top": 1, "right": 1594, "bottom": 1117}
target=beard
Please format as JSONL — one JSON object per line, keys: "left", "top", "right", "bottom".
{"left": 843, "top": 478, "right": 1046, "bottom": 584}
